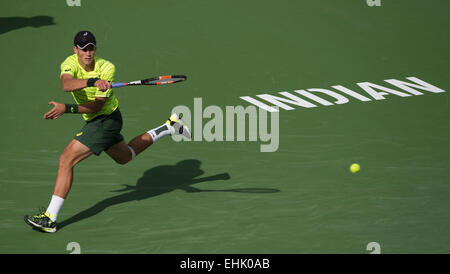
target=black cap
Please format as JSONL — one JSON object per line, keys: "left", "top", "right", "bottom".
{"left": 74, "top": 31, "right": 96, "bottom": 49}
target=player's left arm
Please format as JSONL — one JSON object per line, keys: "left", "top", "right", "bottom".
{"left": 43, "top": 97, "right": 106, "bottom": 120}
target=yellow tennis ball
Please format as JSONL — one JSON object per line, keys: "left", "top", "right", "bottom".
{"left": 350, "top": 163, "right": 360, "bottom": 173}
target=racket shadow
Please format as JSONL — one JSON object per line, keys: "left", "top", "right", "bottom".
{"left": 58, "top": 159, "right": 279, "bottom": 230}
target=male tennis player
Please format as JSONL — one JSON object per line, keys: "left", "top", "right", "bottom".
{"left": 24, "top": 31, "right": 191, "bottom": 233}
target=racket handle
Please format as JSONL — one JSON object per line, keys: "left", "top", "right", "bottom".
{"left": 111, "top": 82, "right": 127, "bottom": 88}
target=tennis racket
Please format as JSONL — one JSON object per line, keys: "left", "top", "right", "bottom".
{"left": 111, "top": 75, "right": 187, "bottom": 88}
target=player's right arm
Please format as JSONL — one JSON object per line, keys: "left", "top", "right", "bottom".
{"left": 60, "top": 74, "right": 110, "bottom": 92}
{"left": 60, "top": 74, "right": 88, "bottom": 92}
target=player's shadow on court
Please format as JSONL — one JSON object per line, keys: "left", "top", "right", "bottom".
{"left": 0, "top": 16, "right": 55, "bottom": 35}
{"left": 58, "top": 159, "right": 279, "bottom": 230}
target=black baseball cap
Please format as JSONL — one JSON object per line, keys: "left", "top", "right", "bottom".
{"left": 74, "top": 30, "right": 96, "bottom": 49}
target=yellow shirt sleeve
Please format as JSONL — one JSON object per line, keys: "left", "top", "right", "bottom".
{"left": 60, "top": 56, "right": 77, "bottom": 77}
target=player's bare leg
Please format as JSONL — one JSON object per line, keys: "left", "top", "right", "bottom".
{"left": 54, "top": 139, "right": 93, "bottom": 198}
{"left": 106, "top": 113, "right": 191, "bottom": 165}
{"left": 106, "top": 134, "right": 154, "bottom": 165}
{"left": 24, "top": 139, "right": 93, "bottom": 232}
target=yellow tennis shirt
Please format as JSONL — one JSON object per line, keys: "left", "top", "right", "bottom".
{"left": 60, "top": 54, "right": 119, "bottom": 121}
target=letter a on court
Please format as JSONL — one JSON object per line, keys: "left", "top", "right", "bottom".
{"left": 367, "top": 0, "right": 381, "bottom": 6}
{"left": 67, "top": 0, "right": 81, "bottom": 7}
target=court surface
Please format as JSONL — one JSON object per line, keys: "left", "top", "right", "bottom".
{"left": 0, "top": 0, "right": 449, "bottom": 253}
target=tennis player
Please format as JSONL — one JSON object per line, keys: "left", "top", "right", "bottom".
{"left": 24, "top": 31, "right": 191, "bottom": 233}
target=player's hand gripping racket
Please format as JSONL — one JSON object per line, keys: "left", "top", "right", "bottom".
{"left": 111, "top": 75, "right": 187, "bottom": 88}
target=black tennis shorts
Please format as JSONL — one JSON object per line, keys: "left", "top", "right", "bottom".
{"left": 74, "top": 108, "right": 124, "bottom": 155}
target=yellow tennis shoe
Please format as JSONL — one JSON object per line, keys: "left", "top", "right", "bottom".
{"left": 166, "top": 113, "right": 191, "bottom": 139}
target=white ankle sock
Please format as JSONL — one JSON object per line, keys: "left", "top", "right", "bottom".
{"left": 46, "top": 195, "right": 65, "bottom": 222}
{"left": 147, "top": 124, "right": 172, "bottom": 143}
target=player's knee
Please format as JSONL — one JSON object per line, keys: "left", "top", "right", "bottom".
{"left": 114, "top": 146, "right": 135, "bottom": 165}
{"left": 58, "top": 153, "right": 76, "bottom": 169}
{"left": 114, "top": 157, "right": 130, "bottom": 165}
